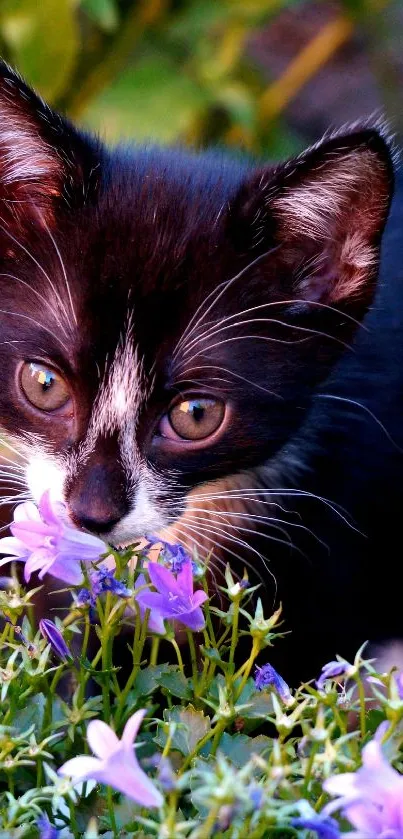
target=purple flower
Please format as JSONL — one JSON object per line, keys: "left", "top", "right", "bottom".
{"left": 136, "top": 559, "right": 207, "bottom": 632}
{"left": 39, "top": 619, "right": 72, "bottom": 662}
{"left": 254, "top": 663, "right": 292, "bottom": 703}
{"left": 91, "top": 566, "right": 131, "bottom": 598}
{"left": 37, "top": 814, "right": 58, "bottom": 839}
{"left": 58, "top": 709, "right": 163, "bottom": 808}
{"left": 0, "top": 492, "right": 106, "bottom": 585}
{"left": 323, "top": 726, "right": 403, "bottom": 837}
{"left": 317, "top": 660, "right": 353, "bottom": 691}
{"left": 135, "top": 574, "right": 167, "bottom": 634}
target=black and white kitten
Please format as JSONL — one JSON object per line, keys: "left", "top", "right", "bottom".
{"left": 0, "top": 61, "right": 400, "bottom": 681}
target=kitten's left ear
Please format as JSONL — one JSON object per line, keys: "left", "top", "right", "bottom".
{"left": 230, "top": 125, "right": 394, "bottom": 309}
{"left": 0, "top": 61, "right": 100, "bottom": 226}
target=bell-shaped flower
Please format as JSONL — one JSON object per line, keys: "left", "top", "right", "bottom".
{"left": 58, "top": 709, "right": 162, "bottom": 808}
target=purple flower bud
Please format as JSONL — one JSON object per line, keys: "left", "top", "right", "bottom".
{"left": 291, "top": 816, "right": 340, "bottom": 838}
{"left": 395, "top": 671, "right": 403, "bottom": 700}
{"left": 76, "top": 588, "right": 94, "bottom": 607}
{"left": 254, "top": 662, "right": 292, "bottom": 703}
{"left": 37, "top": 813, "right": 59, "bottom": 839}
{"left": 248, "top": 783, "right": 264, "bottom": 809}
{"left": 145, "top": 535, "right": 191, "bottom": 573}
{"left": 157, "top": 757, "right": 176, "bottom": 791}
{"left": 39, "top": 619, "right": 72, "bottom": 662}
{"left": 316, "top": 660, "right": 352, "bottom": 691}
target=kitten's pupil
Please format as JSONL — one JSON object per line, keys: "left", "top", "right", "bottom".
{"left": 186, "top": 401, "right": 204, "bottom": 423}
{"left": 30, "top": 365, "right": 55, "bottom": 392}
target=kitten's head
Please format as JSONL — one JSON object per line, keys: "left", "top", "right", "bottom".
{"left": 0, "top": 63, "right": 394, "bottom": 557}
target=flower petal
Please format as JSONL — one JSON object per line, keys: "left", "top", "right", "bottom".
{"left": 44, "top": 555, "right": 84, "bottom": 585}
{"left": 14, "top": 501, "right": 41, "bottom": 523}
{"left": 39, "top": 491, "right": 65, "bottom": 526}
{"left": 86, "top": 720, "right": 120, "bottom": 760}
{"left": 177, "top": 605, "right": 205, "bottom": 631}
{"left": 121, "top": 709, "right": 146, "bottom": 749}
{"left": 0, "top": 537, "right": 29, "bottom": 558}
{"left": 58, "top": 755, "right": 103, "bottom": 783}
{"left": 147, "top": 562, "right": 179, "bottom": 597}
{"left": 192, "top": 589, "right": 208, "bottom": 607}
{"left": 176, "top": 558, "right": 193, "bottom": 596}
{"left": 103, "top": 749, "right": 163, "bottom": 808}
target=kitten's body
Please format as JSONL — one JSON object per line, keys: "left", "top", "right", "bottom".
{"left": 0, "top": 62, "right": 400, "bottom": 681}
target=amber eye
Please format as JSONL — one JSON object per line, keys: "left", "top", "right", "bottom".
{"left": 167, "top": 397, "right": 225, "bottom": 441}
{"left": 20, "top": 362, "right": 71, "bottom": 412}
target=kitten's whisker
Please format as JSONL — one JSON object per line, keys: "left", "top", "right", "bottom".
{"left": 172, "top": 248, "right": 279, "bottom": 360}
{"left": 180, "top": 316, "right": 352, "bottom": 359}
{"left": 180, "top": 299, "right": 362, "bottom": 357}
{"left": 317, "top": 393, "right": 403, "bottom": 454}
{"left": 43, "top": 222, "right": 78, "bottom": 328}
{"left": 173, "top": 294, "right": 367, "bottom": 365}
{"left": 0, "top": 308, "right": 70, "bottom": 353}
{"left": 195, "top": 487, "right": 358, "bottom": 528}
{"left": 180, "top": 334, "right": 313, "bottom": 372}
{"left": 182, "top": 513, "right": 279, "bottom": 590}
{"left": 0, "top": 273, "right": 69, "bottom": 337}
{"left": 188, "top": 506, "right": 328, "bottom": 552}
{"left": 175, "top": 364, "right": 282, "bottom": 399}
{"left": 0, "top": 437, "right": 28, "bottom": 462}
{"left": 179, "top": 519, "right": 270, "bottom": 590}
{"left": 0, "top": 221, "right": 72, "bottom": 327}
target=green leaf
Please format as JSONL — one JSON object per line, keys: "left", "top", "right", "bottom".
{"left": 83, "top": 51, "right": 209, "bottom": 143}
{"left": 218, "top": 732, "right": 272, "bottom": 768}
{"left": 158, "top": 668, "right": 192, "bottom": 700}
{"left": 12, "top": 693, "right": 46, "bottom": 732}
{"left": 128, "top": 664, "right": 171, "bottom": 701}
{"left": 80, "top": 0, "right": 119, "bottom": 32}
{"left": 154, "top": 704, "right": 211, "bottom": 756}
{"left": 0, "top": 0, "right": 78, "bottom": 101}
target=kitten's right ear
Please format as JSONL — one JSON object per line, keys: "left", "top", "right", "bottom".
{"left": 0, "top": 61, "right": 100, "bottom": 226}
{"left": 229, "top": 125, "right": 395, "bottom": 314}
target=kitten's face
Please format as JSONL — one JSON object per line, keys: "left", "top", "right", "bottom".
{"left": 0, "top": 64, "right": 394, "bottom": 562}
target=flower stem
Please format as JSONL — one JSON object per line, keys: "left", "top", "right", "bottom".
{"left": 187, "top": 630, "right": 198, "bottom": 690}
{"left": 355, "top": 675, "right": 367, "bottom": 738}
{"left": 150, "top": 636, "right": 160, "bottom": 666}
{"left": 170, "top": 638, "right": 184, "bottom": 676}
{"left": 228, "top": 599, "right": 240, "bottom": 672}
{"left": 235, "top": 638, "right": 261, "bottom": 700}
{"left": 107, "top": 786, "right": 118, "bottom": 837}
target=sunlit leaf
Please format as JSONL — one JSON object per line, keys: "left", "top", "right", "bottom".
{"left": 80, "top": 0, "right": 119, "bottom": 33}
{"left": 0, "top": 0, "right": 78, "bottom": 102}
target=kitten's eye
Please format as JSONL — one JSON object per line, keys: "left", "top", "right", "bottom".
{"left": 164, "top": 397, "right": 225, "bottom": 441}
{"left": 20, "top": 362, "right": 71, "bottom": 412}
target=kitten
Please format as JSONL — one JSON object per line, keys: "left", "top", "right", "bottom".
{"left": 0, "top": 62, "right": 399, "bottom": 681}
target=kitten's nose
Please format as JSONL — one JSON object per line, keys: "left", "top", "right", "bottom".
{"left": 68, "top": 462, "right": 129, "bottom": 536}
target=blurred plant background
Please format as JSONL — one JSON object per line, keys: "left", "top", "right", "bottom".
{"left": 0, "top": 0, "right": 401, "bottom": 159}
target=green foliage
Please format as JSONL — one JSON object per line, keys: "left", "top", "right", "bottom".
{"left": 0, "top": 0, "right": 398, "bottom": 156}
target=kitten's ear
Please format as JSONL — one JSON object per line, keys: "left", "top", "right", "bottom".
{"left": 230, "top": 126, "right": 394, "bottom": 309}
{"left": 0, "top": 61, "right": 99, "bottom": 226}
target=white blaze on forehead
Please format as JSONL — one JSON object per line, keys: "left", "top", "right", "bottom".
{"left": 84, "top": 320, "right": 146, "bottom": 455}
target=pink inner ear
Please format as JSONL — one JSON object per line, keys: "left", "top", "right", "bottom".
{"left": 0, "top": 99, "right": 62, "bottom": 212}
{"left": 271, "top": 148, "right": 390, "bottom": 304}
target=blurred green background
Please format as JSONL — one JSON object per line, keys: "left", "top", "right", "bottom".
{"left": 0, "top": 0, "right": 401, "bottom": 159}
